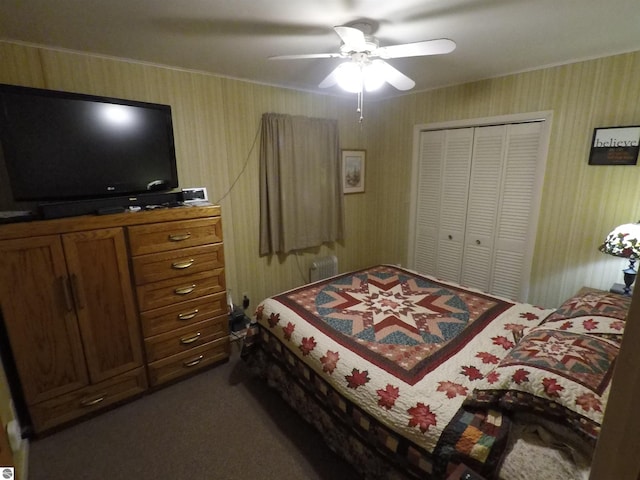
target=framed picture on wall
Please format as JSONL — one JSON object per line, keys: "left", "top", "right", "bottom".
{"left": 588, "top": 126, "right": 640, "bottom": 165}
{"left": 342, "top": 149, "right": 365, "bottom": 194}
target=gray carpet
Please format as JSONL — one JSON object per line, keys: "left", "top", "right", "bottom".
{"left": 28, "top": 344, "right": 361, "bottom": 480}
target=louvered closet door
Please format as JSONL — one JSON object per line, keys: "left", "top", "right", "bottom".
{"left": 413, "top": 130, "right": 445, "bottom": 275}
{"left": 436, "top": 129, "right": 474, "bottom": 282}
{"left": 490, "top": 122, "right": 543, "bottom": 300}
{"left": 414, "top": 128, "right": 473, "bottom": 282}
{"left": 460, "top": 125, "right": 506, "bottom": 291}
{"left": 412, "top": 120, "right": 545, "bottom": 301}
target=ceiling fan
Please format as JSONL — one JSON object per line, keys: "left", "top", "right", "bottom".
{"left": 270, "top": 23, "right": 456, "bottom": 93}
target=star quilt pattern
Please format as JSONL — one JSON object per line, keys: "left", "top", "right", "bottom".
{"left": 276, "top": 265, "right": 515, "bottom": 385}
{"left": 465, "top": 290, "right": 625, "bottom": 446}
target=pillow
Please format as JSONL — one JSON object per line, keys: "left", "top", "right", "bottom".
{"left": 464, "top": 317, "right": 624, "bottom": 447}
{"left": 541, "top": 289, "right": 631, "bottom": 325}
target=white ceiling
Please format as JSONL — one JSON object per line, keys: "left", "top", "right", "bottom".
{"left": 2, "top": 0, "right": 640, "bottom": 99}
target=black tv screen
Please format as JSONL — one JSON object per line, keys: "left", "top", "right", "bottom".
{"left": 0, "top": 84, "right": 178, "bottom": 202}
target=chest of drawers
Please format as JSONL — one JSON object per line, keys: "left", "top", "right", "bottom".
{"left": 128, "top": 216, "right": 230, "bottom": 386}
{"left": 0, "top": 205, "right": 230, "bottom": 434}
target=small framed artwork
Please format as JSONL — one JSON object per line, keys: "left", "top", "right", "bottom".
{"left": 588, "top": 126, "right": 640, "bottom": 165}
{"left": 342, "top": 149, "right": 366, "bottom": 194}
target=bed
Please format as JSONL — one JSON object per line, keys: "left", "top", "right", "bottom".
{"left": 241, "top": 265, "right": 628, "bottom": 479}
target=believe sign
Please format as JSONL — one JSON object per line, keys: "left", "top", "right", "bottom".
{"left": 589, "top": 126, "right": 640, "bottom": 165}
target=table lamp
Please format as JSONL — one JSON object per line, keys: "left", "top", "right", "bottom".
{"left": 599, "top": 222, "right": 640, "bottom": 295}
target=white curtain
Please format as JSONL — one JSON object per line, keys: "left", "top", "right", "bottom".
{"left": 259, "top": 113, "right": 344, "bottom": 255}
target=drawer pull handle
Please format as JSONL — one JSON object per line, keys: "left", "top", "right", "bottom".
{"left": 175, "top": 285, "right": 196, "bottom": 295}
{"left": 178, "top": 309, "right": 199, "bottom": 321}
{"left": 80, "top": 394, "right": 106, "bottom": 407}
{"left": 183, "top": 355, "right": 204, "bottom": 367}
{"left": 168, "top": 233, "right": 191, "bottom": 242}
{"left": 180, "top": 332, "right": 201, "bottom": 344}
{"left": 172, "top": 259, "right": 195, "bottom": 269}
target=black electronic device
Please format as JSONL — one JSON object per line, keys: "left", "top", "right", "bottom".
{"left": 0, "top": 83, "right": 179, "bottom": 209}
{"left": 38, "top": 191, "right": 182, "bottom": 219}
{"left": 230, "top": 305, "right": 250, "bottom": 333}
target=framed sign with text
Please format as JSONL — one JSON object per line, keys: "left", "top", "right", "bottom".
{"left": 589, "top": 126, "right": 640, "bottom": 165}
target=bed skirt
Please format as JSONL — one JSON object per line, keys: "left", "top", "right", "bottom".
{"left": 242, "top": 324, "right": 512, "bottom": 479}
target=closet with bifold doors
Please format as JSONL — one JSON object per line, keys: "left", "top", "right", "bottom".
{"left": 410, "top": 120, "right": 547, "bottom": 302}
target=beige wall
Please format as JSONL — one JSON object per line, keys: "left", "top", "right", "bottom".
{"left": 366, "top": 51, "right": 640, "bottom": 307}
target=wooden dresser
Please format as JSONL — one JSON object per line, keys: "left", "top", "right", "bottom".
{"left": 129, "top": 216, "right": 229, "bottom": 386}
{"left": 0, "top": 205, "right": 229, "bottom": 435}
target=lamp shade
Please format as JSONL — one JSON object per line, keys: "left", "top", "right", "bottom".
{"left": 599, "top": 222, "right": 640, "bottom": 258}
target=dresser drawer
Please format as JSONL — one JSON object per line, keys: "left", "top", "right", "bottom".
{"left": 140, "top": 292, "right": 228, "bottom": 337}
{"left": 144, "top": 316, "right": 228, "bottom": 362}
{"left": 132, "top": 243, "right": 224, "bottom": 285}
{"left": 29, "top": 367, "right": 147, "bottom": 434}
{"left": 147, "top": 339, "right": 230, "bottom": 387}
{"left": 128, "top": 217, "right": 223, "bottom": 256}
{"left": 136, "top": 268, "right": 225, "bottom": 311}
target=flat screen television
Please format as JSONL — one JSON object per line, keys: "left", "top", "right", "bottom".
{"left": 0, "top": 83, "right": 179, "bottom": 204}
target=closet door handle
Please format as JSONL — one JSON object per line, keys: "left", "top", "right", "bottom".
{"left": 476, "top": 239, "right": 481, "bottom": 245}
{"left": 60, "top": 276, "right": 74, "bottom": 312}
{"left": 175, "top": 285, "right": 196, "bottom": 295}
{"left": 70, "top": 274, "right": 85, "bottom": 309}
{"left": 171, "top": 259, "right": 195, "bottom": 269}
{"left": 448, "top": 234, "right": 453, "bottom": 240}
{"left": 168, "top": 232, "right": 191, "bottom": 242}
{"left": 183, "top": 355, "right": 204, "bottom": 367}
{"left": 180, "top": 332, "right": 201, "bottom": 344}
{"left": 177, "top": 309, "right": 199, "bottom": 321}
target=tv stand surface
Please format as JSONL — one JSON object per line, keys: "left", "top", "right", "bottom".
{"left": 0, "top": 204, "right": 219, "bottom": 239}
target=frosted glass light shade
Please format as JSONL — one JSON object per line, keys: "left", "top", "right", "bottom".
{"left": 336, "top": 60, "right": 387, "bottom": 93}
{"left": 363, "top": 60, "right": 386, "bottom": 92}
{"left": 335, "top": 62, "right": 363, "bottom": 93}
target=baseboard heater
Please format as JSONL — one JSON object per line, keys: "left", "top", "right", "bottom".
{"left": 309, "top": 255, "right": 338, "bottom": 283}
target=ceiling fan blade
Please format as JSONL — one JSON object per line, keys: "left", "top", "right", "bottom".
{"left": 375, "top": 38, "right": 456, "bottom": 59}
{"left": 333, "top": 26, "right": 367, "bottom": 51}
{"left": 318, "top": 66, "right": 340, "bottom": 88}
{"left": 269, "top": 52, "right": 343, "bottom": 60}
{"left": 378, "top": 61, "right": 415, "bottom": 90}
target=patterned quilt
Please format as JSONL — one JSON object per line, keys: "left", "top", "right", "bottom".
{"left": 464, "top": 289, "right": 628, "bottom": 449}
{"left": 244, "top": 265, "right": 555, "bottom": 478}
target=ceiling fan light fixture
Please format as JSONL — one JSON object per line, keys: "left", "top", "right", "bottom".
{"left": 336, "top": 59, "right": 387, "bottom": 93}
{"left": 335, "top": 62, "right": 363, "bottom": 93}
{"left": 363, "top": 60, "right": 386, "bottom": 92}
